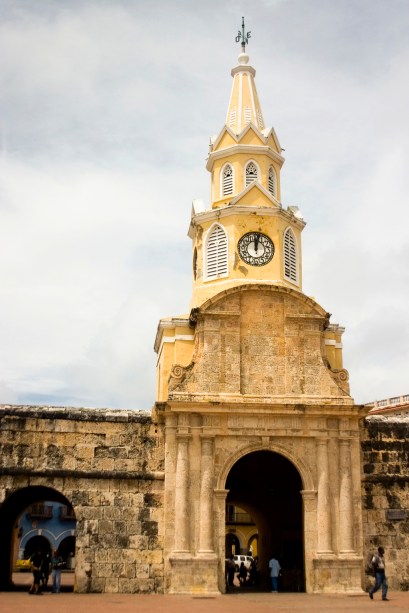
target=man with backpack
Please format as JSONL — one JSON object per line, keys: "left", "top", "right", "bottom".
{"left": 369, "top": 546, "right": 389, "bottom": 601}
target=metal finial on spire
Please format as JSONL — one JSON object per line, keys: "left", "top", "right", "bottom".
{"left": 235, "top": 16, "right": 251, "bottom": 53}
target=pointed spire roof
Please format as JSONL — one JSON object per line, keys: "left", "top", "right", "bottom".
{"left": 226, "top": 18, "right": 265, "bottom": 135}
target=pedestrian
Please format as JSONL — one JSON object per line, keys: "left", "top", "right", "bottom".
{"left": 369, "top": 546, "right": 388, "bottom": 601}
{"left": 238, "top": 561, "right": 247, "bottom": 586}
{"left": 28, "top": 549, "right": 44, "bottom": 595}
{"left": 268, "top": 554, "right": 281, "bottom": 593}
{"left": 249, "top": 557, "right": 259, "bottom": 586}
{"left": 41, "top": 551, "right": 50, "bottom": 588}
{"left": 227, "top": 555, "right": 236, "bottom": 588}
{"left": 51, "top": 549, "right": 64, "bottom": 593}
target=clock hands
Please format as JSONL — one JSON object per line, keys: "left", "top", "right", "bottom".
{"left": 254, "top": 233, "right": 260, "bottom": 254}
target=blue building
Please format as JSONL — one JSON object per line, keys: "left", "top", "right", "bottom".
{"left": 16, "top": 501, "right": 76, "bottom": 567}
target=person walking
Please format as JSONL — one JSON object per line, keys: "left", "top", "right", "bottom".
{"left": 51, "top": 549, "right": 64, "bottom": 593}
{"left": 369, "top": 546, "right": 389, "bottom": 601}
{"left": 28, "top": 549, "right": 44, "bottom": 594}
{"left": 227, "top": 555, "right": 236, "bottom": 588}
{"left": 268, "top": 554, "right": 281, "bottom": 593}
{"left": 238, "top": 561, "right": 247, "bottom": 586}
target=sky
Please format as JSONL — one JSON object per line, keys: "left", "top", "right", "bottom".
{"left": 0, "top": 0, "right": 408, "bottom": 410}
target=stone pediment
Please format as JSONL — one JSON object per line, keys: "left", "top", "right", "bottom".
{"left": 168, "top": 284, "right": 350, "bottom": 401}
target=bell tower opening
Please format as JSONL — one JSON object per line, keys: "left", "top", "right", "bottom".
{"left": 225, "top": 450, "right": 305, "bottom": 592}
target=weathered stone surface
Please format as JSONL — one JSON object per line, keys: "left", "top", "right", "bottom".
{"left": 0, "top": 406, "right": 165, "bottom": 593}
{"left": 360, "top": 414, "right": 409, "bottom": 591}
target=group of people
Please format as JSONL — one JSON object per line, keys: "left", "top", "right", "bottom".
{"left": 225, "top": 554, "right": 280, "bottom": 591}
{"left": 28, "top": 549, "right": 65, "bottom": 595}
{"left": 226, "top": 545, "right": 389, "bottom": 598}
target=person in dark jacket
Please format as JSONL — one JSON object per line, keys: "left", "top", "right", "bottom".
{"left": 28, "top": 550, "right": 44, "bottom": 594}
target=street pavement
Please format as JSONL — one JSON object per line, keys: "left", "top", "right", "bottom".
{"left": 1, "top": 589, "right": 408, "bottom": 613}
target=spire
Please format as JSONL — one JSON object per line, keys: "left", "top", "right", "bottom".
{"left": 226, "top": 18, "right": 265, "bottom": 134}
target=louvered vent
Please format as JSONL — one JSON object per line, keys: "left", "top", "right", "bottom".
{"left": 245, "top": 162, "right": 258, "bottom": 187}
{"left": 206, "top": 225, "right": 228, "bottom": 280}
{"left": 244, "top": 107, "right": 252, "bottom": 124}
{"left": 284, "top": 229, "right": 298, "bottom": 283}
{"left": 222, "top": 165, "right": 233, "bottom": 195}
{"left": 268, "top": 166, "right": 276, "bottom": 196}
{"left": 257, "top": 110, "right": 264, "bottom": 130}
{"left": 229, "top": 109, "right": 237, "bottom": 128}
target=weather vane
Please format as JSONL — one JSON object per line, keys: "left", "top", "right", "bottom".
{"left": 235, "top": 16, "right": 251, "bottom": 53}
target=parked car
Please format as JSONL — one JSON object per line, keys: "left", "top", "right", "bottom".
{"left": 233, "top": 554, "right": 253, "bottom": 571}
{"left": 15, "top": 558, "right": 32, "bottom": 572}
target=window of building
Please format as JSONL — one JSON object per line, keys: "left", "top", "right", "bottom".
{"left": 205, "top": 224, "right": 228, "bottom": 280}
{"left": 268, "top": 166, "right": 277, "bottom": 197}
{"left": 193, "top": 247, "right": 198, "bottom": 280}
{"left": 245, "top": 161, "right": 258, "bottom": 187}
{"left": 284, "top": 228, "right": 298, "bottom": 284}
{"left": 222, "top": 164, "right": 234, "bottom": 196}
{"left": 244, "top": 106, "right": 252, "bottom": 124}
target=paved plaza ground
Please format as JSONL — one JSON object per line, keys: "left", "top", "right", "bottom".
{"left": 2, "top": 585, "right": 409, "bottom": 613}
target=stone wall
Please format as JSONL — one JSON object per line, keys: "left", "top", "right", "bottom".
{"left": 0, "top": 405, "right": 165, "bottom": 593}
{"left": 360, "top": 413, "right": 409, "bottom": 590}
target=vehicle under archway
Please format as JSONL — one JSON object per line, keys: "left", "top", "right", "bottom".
{"left": 225, "top": 450, "right": 305, "bottom": 592}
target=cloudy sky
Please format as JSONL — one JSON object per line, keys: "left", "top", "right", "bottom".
{"left": 0, "top": 0, "right": 408, "bottom": 410}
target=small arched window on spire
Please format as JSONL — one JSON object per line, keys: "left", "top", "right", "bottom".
{"left": 268, "top": 166, "right": 277, "bottom": 197}
{"left": 221, "top": 164, "right": 234, "bottom": 196}
{"left": 245, "top": 161, "right": 258, "bottom": 188}
{"left": 204, "top": 224, "right": 228, "bottom": 281}
{"left": 284, "top": 227, "right": 298, "bottom": 284}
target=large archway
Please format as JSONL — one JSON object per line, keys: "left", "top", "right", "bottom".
{"left": 225, "top": 450, "right": 305, "bottom": 592}
{"left": 0, "top": 485, "right": 75, "bottom": 591}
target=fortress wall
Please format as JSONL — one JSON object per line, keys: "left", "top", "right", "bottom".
{"left": 0, "top": 406, "right": 165, "bottom": 593}
{"left": 360, "top": 414, "right": 409, "bottom": 591}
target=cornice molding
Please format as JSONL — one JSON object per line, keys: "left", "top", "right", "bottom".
{"left": 207, "top": 143, "right": 284, "bottom": 171}
{"left": 190, "top": 204, "right": 306, "bottom": 230}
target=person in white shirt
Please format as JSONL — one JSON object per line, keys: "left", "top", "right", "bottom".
{"left": 369, "top": 546, "right": 388, "bottom": 601}
{"left": 268, "top": 555, "right": 281, "bottom": 592}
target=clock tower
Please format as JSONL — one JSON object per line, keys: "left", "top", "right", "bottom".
{"left": 155, "top": 20, "right": 363, "bottom": 596}
{"left": 189, "top": 27, "right": 305, "bottom": 309}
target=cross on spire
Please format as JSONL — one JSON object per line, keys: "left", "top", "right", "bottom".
{"left": 235, "top": 16, "right": 251, "bottom": 53}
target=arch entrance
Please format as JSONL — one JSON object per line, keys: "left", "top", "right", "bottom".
{"left": 225, "top": 450, "right": 305, "bottom": 592}
{"left": 0, "top": 485, "right": 76, "bottom": 591}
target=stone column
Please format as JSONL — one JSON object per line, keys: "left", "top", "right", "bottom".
{"left": 174, "top": 433, "right": 190, "bottom": 553}
{"left": 316, "top": 438, "right": 332, "bottom": 554}
{"left": 339, "top": 438, "right": 354, "bottom": 553}
{"left": 199, "top": 436, "right": 215, "bottom": 553}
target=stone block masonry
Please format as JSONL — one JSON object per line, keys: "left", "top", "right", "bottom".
{"left": 361, "top": 414, "right": 409, "bottom": 590}
{"left": 0, "top": 405, "right": 165, "bottom": 593}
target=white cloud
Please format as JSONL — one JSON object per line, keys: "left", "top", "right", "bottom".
{"left": 0, "top": 0, "right": 408, "bottom": 409}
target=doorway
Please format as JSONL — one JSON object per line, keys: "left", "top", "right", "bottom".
{"left": 0, "top": 485, "right": 76, "bottom": 591}
{"left": 225, "top": 450, "right": 305, "bottom": 592}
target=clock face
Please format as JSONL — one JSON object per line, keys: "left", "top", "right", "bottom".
{"left": 237, "top": 232, "right": 275, "bottom": 266}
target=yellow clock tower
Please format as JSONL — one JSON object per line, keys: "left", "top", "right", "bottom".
{"left": 155, "top": 20, "right": 363, "bottom": 596}
{"left": 189, "top": 29, "right": 304, "bottom": 308}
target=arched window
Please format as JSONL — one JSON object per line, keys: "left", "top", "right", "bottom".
{"left": 284, "top": 228, "right": 298, "bottom": 284}
{"left": 205, "top": 224, "right": 228, "bottom": 281}
{"left": 268, "top": 166, "right": 277, "bottom": 197}
{"left": 245, "top": 161, "right": 258, "bottom": 187}
{"left": 221, "top": 164, "right": 234, "bottom": 196}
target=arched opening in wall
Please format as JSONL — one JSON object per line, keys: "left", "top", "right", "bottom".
{"left": 225, "top": 532, "right": 240, "bottom": 557}
{"left": 24, "top": 535, "right": 51, "bottom": 559}
{"left": 225, "top": 450, "right": 304, "bottom": 592}
{"left": 0, "top": 485, "right": 76, "bottom": 592}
